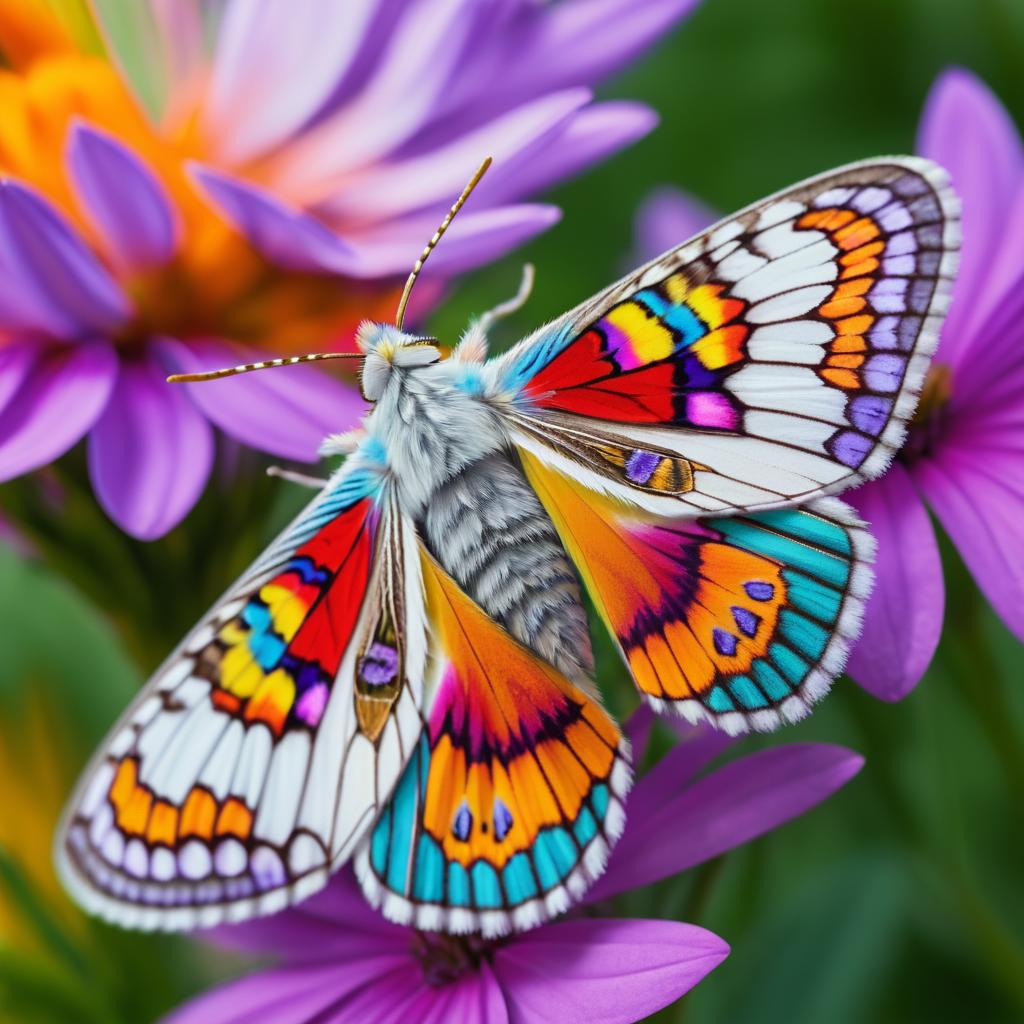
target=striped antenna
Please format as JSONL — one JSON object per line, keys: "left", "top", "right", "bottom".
{"left": 394, "top": 156, "right": 492, "bottom": 329}
{"left": 166, "top": 351, "right": 362, "bottom": 384}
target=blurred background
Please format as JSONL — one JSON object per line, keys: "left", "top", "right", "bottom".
{"left": 2, "top": 0, "right": 1023, "bottom": 1021}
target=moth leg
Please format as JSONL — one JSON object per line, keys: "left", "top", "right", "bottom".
{"left": 479, "top": 262, "right": 535, "bottom": 330}
{"left": 454, "top": 263, "right": 535, "bottom": 363}
{"left": 266, "top": 465, "right": 327, "bottom": 489}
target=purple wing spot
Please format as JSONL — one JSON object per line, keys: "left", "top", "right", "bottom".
{"left": 713, "top": 627, "right": 738, "bottom": 657}
{"left": 731, "top": 606, "right": 760, "bottom": 638}
{"left": 850, "top": 395, "right": 893, "bottom": 436}
{"left": 359, "top": 642, "right": 398, "bottom": 685}
{"left": 493, "top": 799, "right": 514, "bottom": 842}
{"left": 744, "top": 581, "right": 774, "bottom": 602}
{"left": 625, "top": 449, "right": 660, "bottom": 485}
{"left": 864, "top": 353, "right": 906, "bottom": 393}
{"left": 294, "top": 681, "right": 329, "bottom": 725}
{"left": 452, "top": 801, "right": 473, "bottom": 842}
{"left": 829, "top": 429, "right": 872, "bottom": 468}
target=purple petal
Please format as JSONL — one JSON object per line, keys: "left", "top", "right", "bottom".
{"left": 484, "top": 102, "right": 659, "bottom": 206}
{"left": 160, "top": 337, "right": 365, "bottom": 463}
{"left": 0, "top": 342, "right": 117, "bottom": 481}
{"left": 915, "top": 439, "right": 1024, "bottom": 643}
{"left": 262, "top": 0, "right": 477, "bottom": 191}
{"left": 342, "top": 204, "right": 562, "bottom": 278}
{"left": 625, "top": 704, "right": 655, "bottom": 761}
{"left": 635, "top": 187, "right": 719, "bottom": 261}
{"left": 589, "top": 744, "right": 863, "bottom": 902}
{"left": 68, "top": 122, "right": 180, "bottom": 270}
{"left": 917, "top": 69, "right": 1024, "bottom": 361}
{"left": 204, "top": 1, "right": 378, "bottom": 164}
{"left": 190, "top": 166, "right": 362, "bottom": 275}
{"left": 87, "top": 352, "right": 214, "bottom": 539}
{"left": 209, "top": 871, "right": 406, "bottom": 961}
{"left": 162, "top": 957, "right": 412, "bottom": 1024}
{"left": 845, "top": 464, "right": 944, "bottom": 701}
{"left": 321, "top": 88, "right": 592, "bottom": 223}
{"left": 0, "top": 181, "right": 131, "bottom": 337}
{"left": 493, "top": 918, "right": 728, "bottom": 1024}
{"left": 502, "top": 0, "right": 702, "bottom": 97}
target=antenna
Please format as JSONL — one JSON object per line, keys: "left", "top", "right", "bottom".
{"left": 166, "top": 351, "right": 362, "bottom": 384}
{"left": 394, "top": 156, "right": 492, "bottom": 329}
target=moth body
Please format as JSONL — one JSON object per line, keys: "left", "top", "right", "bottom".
{"left": 359, "top": 321, "right": 594, "bottom": 680}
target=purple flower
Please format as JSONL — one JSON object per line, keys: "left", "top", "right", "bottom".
{"left": 632, "top": 69, "right": 1024, "bottom": 700}
{"left": 845, "top": 69, "right": 1024, "bottom": 699}
{"left": 164, "top": 716, "right": 861, "bottom": 1023}
{"left": 0, "top": 0, "right": 702, "bottom": 539}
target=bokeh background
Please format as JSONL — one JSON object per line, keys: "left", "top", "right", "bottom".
{"left": 2, "top": 0, "right": 1023, "bottom": 1021}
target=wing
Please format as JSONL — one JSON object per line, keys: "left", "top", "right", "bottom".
{"left": 488, "top": 158, "right": 959, "bottom": 516}
{"left": 56, "top": 445, "right": 428, "bottom": 930}
{"left": 354, "top": 549, "right": 631, "bottom": 938}
{"left": 522, "top": 450, "right": 873, "bottom": 734}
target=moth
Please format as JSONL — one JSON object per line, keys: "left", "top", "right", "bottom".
{"left": 57, "top": 157, "right": 959, "bottom": 938}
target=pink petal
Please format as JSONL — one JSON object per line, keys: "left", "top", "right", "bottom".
{"left": 162, "top": 957, "right": 411, "bottom": 1024}
{"left": 341, "top": 204, "right": 562, "bottom": 277}
{"left": 161, "top": 337, "right": 365, "bottom": 463}
{"left": 319, "top": 88, "right": 593, "bottom": 223}
{"left": 0, "top": 180, "right": 131, "bottom": 337}
{"left": 150, "top": 0, "right": 207, "bottom": 103}
{"left": 917, "top": 69, "right": 1024, "bottom": 363}
{"left": 845, "top": 464, "right": 944, "bottom": 700}
{"left": 915, "top": 440, "right": 1024, "bottom": 643}
{"left": 589, "top": 744, "right": 863, "bottom": 902}
{"left": 87, "top": 352, "right": 214, "bottom": 539}
{"left": 635, "top": 187, "right": 718, "bottom": 261}
{"left": 266, "top": 0, "right": 477, "bottom": 192}
{"left": 204, "top": 0, "right": 378, "bottom": 164}
{"left": 493, "top": 918, "right": 728, "bottom": 1024}
{"left": 68, "top": 122, "right": 180, "bottom": 270}
{"left": 190, "top": 166, "right": 362, "bottom": 275}
{"left": 0, "top": 342, "right": 117, "bottom": 481}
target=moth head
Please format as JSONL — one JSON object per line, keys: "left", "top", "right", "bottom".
{"left": 355, "top": 321, "right": 442, "bottom": 402}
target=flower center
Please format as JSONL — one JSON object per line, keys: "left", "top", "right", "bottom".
{"left": 411, "top": 931, "right": 494, "bottom": 987}
{"left": 901, "top": 362, "right": 952, "bottom": 462}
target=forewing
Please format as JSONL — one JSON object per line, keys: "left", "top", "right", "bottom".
{"left": 522, "top": 450, "right": 874, "bottom": 734}
{"left": 57, "top": 449, "right": 427, "bottom": 930}
{"left": 354, "top": 549, "right": 631, "bottom": 938}
{"left": 490, "top": 158, "right": 959, "bottom": 515}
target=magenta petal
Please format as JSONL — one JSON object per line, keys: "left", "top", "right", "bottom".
{"left": 0, "top": 341, "right": 38, "bottom": 411}
{"left": 917, "top": 69, "right": 1024, "bottom": 357}
{"left": 343, "top": 204, "right": 561, "bottom": 277}
{"left": 845, "top": 464, "right": 944, "bottom": 700}
{"left": 162, "top": 957, "right": 411, "bottom": 1024}
{"left": 915, "top": 441, "right": 1024, "bottom": 643}
{"left": 191, "top": 166, "right": 362, "bottom": 275}
{"left": 205, "top": 1, "right": 378, "bottom": 163}
{"left": 68, "top": 122, "right": 180, "bottom": 270}
{"left": 0, "top": 181, "right": 131, "bottom": 337}
{"left": 87, "top": 353, "right": 213, "bottom": 539}
{"left": 0, "top": 342, "right": 117, "bottom": 481}
{"left": 161, "top": 338, "right": 364, "bottom": 463}
{"left": 494, "top": 918, "right": 728, "bottom": 1024}
{"left": 590, "top": 744, "right": 863, "bottom": 902}
{"left": 635, "top": 187, "right": 718, "bottom": 261}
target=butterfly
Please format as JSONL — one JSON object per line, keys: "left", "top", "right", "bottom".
{"left": 57, "top": 156, "right": 958, "bottom": 938}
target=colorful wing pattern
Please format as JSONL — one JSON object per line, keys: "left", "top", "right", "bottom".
{"left": 492, "top": 158, "right": 959, "bottom": 517}
{"left": 522, "top": 451, "right": 873, "bottom": 733}
{"left": 355, "top": 551, "right": 630, "bottom": 937}
{"left": 57, "top": 447, "right": 427, "bottom": 930}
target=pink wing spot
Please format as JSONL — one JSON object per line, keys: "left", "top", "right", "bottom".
{"left": 685, "top": 390, "right": 739, "bottom": 430}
